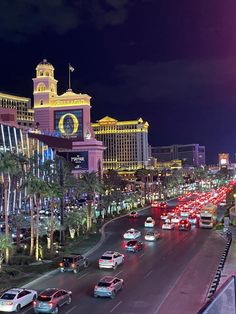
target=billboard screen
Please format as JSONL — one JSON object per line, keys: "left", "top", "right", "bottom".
{"left": 59, "top": 151, "right": 88, "bottom": 170}
{"left": 54, "top": 109, "right": 83, "bottom": 139}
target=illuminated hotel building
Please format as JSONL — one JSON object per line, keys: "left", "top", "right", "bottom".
{"left": 0, "top": 92, "right": 34, "bottom": 127}
{"left": 92, "top": 116, "right": 149, "bottom": 171}
{"left": 0, "top": 120, "right": 53, "bottom": 213}
{"left": 33, "top": 59, "right": 105, "bottom": 174}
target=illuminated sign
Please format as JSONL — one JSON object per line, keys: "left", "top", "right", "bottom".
{"left": 54, "top": 110, "right": 83, "bottom": 139}
{"left": 59, "top": 151, "right": 88, "bottom": 170}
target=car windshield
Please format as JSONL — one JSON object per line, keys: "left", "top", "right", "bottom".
{"left": 146, "top": 232, "right": 154, "bottom": 236}
{"left": 98, "top": 282, "right": 111, "bottom": 287}
{"left": 128, "top": 230, "right": 134, "bottom": 233}
{"left": 38, "top": 295, "right": 52, "bottom": 302}
{"left": 1, "top": 293, "right": 16, "bottom": 300}
{"left": 63, "top": 257, "right": 73, "bottom": 263}
{"left": 101, "top": 256, "right": 112, "bottom": 260}
{"left": 131, "top": 212, "right": 136, "bottom": 214}
{"left": 127, "top": 241, "right": 136, "bottom": 245}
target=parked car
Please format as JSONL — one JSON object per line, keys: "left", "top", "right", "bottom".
{"left": 99, "top": 251, "right": 124, "bottom": 269}
{"left": 59, "top": 253, "right": 88, "bottom": 273}
{"left": 0, "top": 288, "right": 37, "bottom": 312}
{"left": 94, "top": 276, "right": 123, "bottom": 298}
{"left": 33, "top": 288, "right": 72, "bottom": 314}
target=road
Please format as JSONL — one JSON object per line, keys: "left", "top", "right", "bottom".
{"left": 21, "top": 199, "right": 226, "bottom": 314}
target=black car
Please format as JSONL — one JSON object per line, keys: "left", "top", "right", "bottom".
{"left": 178, "top": 219, "right": 191, "bottom": 231}
{"left": 125, "top": 240, "right": 143, "bottom": 252}
{"left": 59, "top": 253, "right": 89, "bottom": 273}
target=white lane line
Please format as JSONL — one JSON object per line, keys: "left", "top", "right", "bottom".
{"left": 114, "top": 270, "right": 123, "bottom": 277}
{"left": 21, "top": 306, "right": 33, "bottom": 314}
{"left": 77, "top": 272, "right": 90, "bottom": 279}
{"left": 64, "top": 305, "right": 78, "bottom": 314}
{"left": 140, "top": 253, "right": 145, "bottom": 257}
{"left": 110, "top": 301, "right": 123, "bottom": 313}
{"left": 144, "top": 270, "right": 152, "bottom": 279}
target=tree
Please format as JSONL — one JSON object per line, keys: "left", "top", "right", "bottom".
{"left": 38, "top": 217, "right": 60, "bottom": 250}
{"left": 0, "top": 151, "right": 21, "bottom": 264}
{"left": 77, "top": 172, "right": 104, "bottom": 231}
{"left": 64, "top": 210, "right": 87, "bottom": 239}
{"left": 11, "top": 214, "right": 28, "bottom": 250}
{"left": 103, "top": 170, "right": 123, "bottom": 192}
{"left": 0, "top": 235, "right": 13, "bottom": 271}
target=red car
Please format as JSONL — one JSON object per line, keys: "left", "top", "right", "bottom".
{"left": 129, "top": 211, "right": 138, "bottom": 218}
{"left": 159, "top": 202, "right": 167, "bottom": 209}
{"left": 178, "top": 219, "right": 191, "bottom": 231}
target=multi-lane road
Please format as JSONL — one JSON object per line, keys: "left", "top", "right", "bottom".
{"left": 22, "top": 199, "right": 226, "bottom": 314}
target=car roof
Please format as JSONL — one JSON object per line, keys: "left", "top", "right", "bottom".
{"left": 100, "top": 276, "right": 117, "bottom": 283}
{"left": 127, "top": 228, "right": 136, "bottom": 232}
{"left": 102, "top": 251, "right": 116, "bottom": 256}
{"left": 40, "top": 288, "right": 60, "bottom": 296}
{"left": 4, "top": 288, "right": 24, "bottom": 294}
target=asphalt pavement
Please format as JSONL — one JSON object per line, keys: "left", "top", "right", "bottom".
{"left": 20, "top": 199, "right": 226, "bottom": 314}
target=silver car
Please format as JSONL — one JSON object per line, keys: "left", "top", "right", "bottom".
{"left": 33, "top": 288, "right": 72, "bottom": 314}
{"left": 94, "top": 276, "right": 124, "bottom": 298}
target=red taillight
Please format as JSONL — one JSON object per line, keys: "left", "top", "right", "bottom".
{"left": 125, "top": 245, "right": 128, "bottom": 248}
{"left": 59, "top": 262, "right": 63, "bottom": 267}
{"left": 33, "top": 301, "right": 37, "bottom": 306}
{"left": 48, "top": 302, "right": 53, "bottom": 307}
{"left": 71, "top": 263, "right": 76, "bottom": 268}
{"left": 99, "top": 259, "right": 103, "bottom": 263}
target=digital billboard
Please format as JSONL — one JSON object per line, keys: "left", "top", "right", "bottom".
{"left": 54, "top": 109, "right": 83, "bottom": 139}
{"left": 59, "top": 151, "right": 88, "bottom": 170}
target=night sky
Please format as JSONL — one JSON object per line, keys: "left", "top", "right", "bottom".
{"left": 0, "top": 0, "right": 235, "bottom": 163}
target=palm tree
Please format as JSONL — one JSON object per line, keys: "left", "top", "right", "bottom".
{"left": 11, "top": 214, "right": 27, "bottom": 250}
{"left": 0, "top": 151, "right": 21, "bottom": 264}
{"left": 64, "top": 209, "right": 87, "bottom": 239}
{"left": 0, "top": 235, "right": 13, "bottom": 271}
{"left": 77, "top": 172, "right": 104, "bottom": 231}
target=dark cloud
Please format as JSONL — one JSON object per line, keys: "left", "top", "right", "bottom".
{"left": 0, "top": 0, "right": 129, "bottom": 42}
{"left": 88, "top": 58, "right": 236, "bottom": 108}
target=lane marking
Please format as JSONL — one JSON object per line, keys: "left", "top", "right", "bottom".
{"left": 64, "top": 305, "right": 78, "bottom": 314}
{"left": 144, "top": 270, "right": 152, "bottom": 279}
{"left": 21, "top": 306, "right": 33, "bottom": 314}
{"left": 77, "top": 272, "right": 90, "bottom": 280}
{"left": 140, "top": 253, "right": 145, "bottom": 257}
{"left": 114, "top": 270, "right": 123, "bottom": 277}
{"left": 110, "top": 301, "right": 123, "bottom": 313}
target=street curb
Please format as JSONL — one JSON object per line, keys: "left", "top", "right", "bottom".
{"left": 23, "top": 205, "right": 151, "bottom": 288}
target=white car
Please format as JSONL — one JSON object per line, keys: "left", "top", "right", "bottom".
{"left": 160, "top": 212, "right": 168, "bottom": 220}
{"left": 123, "top": 228, "right": 141, "bottom": 239}
{"left": 0, "top": 288, "right": 37, "bottom": 312}
{"left": 144, "top": 217, "right": 155, "bottom": 228}
{"left": 171, "top": 216, "right": 180, "bottom": 224}
{"left": 99, "top": 251, "right": 124, "bottom": 270}
{"left": 162, "top": 219, "right": 175, "bottom": 230}
{"left": 145, "top": 231, "right": 160, "bottom": 241}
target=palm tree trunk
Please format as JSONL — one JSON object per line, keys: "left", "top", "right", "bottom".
{"left": 30, "top": 196, "right": 34, "bottom": 256}
{"left": 16, "top": 227, "right": 20, "bottom": 250}
{"left": 49, "top": 200, "right": 54, "bottom": 253}
{"left": 87, "top": 199, "right": 92, "bottom": 231}
{"left": 35, "top": 193, "right": 40, "bottom": 261}
{"left": 4, "top": 178, "right": 10, "bottom": 264}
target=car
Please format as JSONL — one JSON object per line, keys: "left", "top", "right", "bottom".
{"left": 160, "top": 211, "right": 168, "bottom": 220}
{"left": 145, "top": 231, "right": 161, "bottom": 241}
{"left": 33, "top": 288, "right": 72, "bottom": 314}
{"left": 125, "top": 240, "right": 143, "bottom": 252}
{"left": 189, "top": 214, "right": 198, "bottom": 225}
{"left": 151, "top": 201, "right": 159, "bottom": 207}
{"left": 0, "top": 288, "right": 37, "bottom": 312}
{"left": 162, "top": 219, "right": 175, "bottom": 230}
{"left": 59, "top": 253, "right": 88, "bottom": 273}
{"left": 178, "top": 219, "right": 191, "bottom": 231}
{"left": 171, "top": 216, "right": 180, "bottom": 224}
{"left": 99, "top": 251, "right": 124, "bottom": 269}
{"left": 123, "top": 228, "right": 141, "bottom": 239}
{"left": 178, "top": 196, "right": 185, "bottom": 202}
{"left": 144, "top": 216, "right": 155, "bottom": 227}
{"left": 159, "top": 202, "right": 167, "bottom": 209}
{"left": 129, "top": 211, "right": 138, "bottom": 218}
{"left": 94, "top": 276, "right": 124, "bottom": 298}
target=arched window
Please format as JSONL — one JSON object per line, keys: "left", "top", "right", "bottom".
{"left": 50, "top": 84, "right": 54, "bottom": 92}
{"left": 40, "top": 100, "right": 43, "bottom": 106}
{"left": 37, "top": 83, "right": 46, "bottom": 92}
{"left": 39, "top": 70, "right": 43, "bottom": 76}
{"left": 45, "top": 71, "right": 49, "bottom": 76}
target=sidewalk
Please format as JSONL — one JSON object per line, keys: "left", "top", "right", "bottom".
{"left": 218, "top": 226, "right": 236, "bottom": 287}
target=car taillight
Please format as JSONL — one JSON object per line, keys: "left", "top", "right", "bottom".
{"left": 71, "top": 263, "right": 76, "bottom": 268}
{"left": 59, "top": 262, "right": 63, "bottom": 267}
{"left": 99, "top": 259, "right": 103, "bottom": 263}
{"left": 125, "top": 245, "right": 128, "bottom": 248}
{"left": 48, "top": 302, "right": 53, "bottom": 307}
{"left": 33, "top": 301, "right": 37, "bottom": 306}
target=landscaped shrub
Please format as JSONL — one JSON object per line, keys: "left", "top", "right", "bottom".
{"left": 9, "top": 255, "right": 35, "bottom": 265}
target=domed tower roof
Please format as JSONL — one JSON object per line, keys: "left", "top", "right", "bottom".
{"left": 36, "top": 59, "right": 54, "bottom": 70}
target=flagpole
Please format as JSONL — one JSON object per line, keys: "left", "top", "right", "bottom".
{"left": 68, "top": 64, "right": 71, "bottom": 90}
